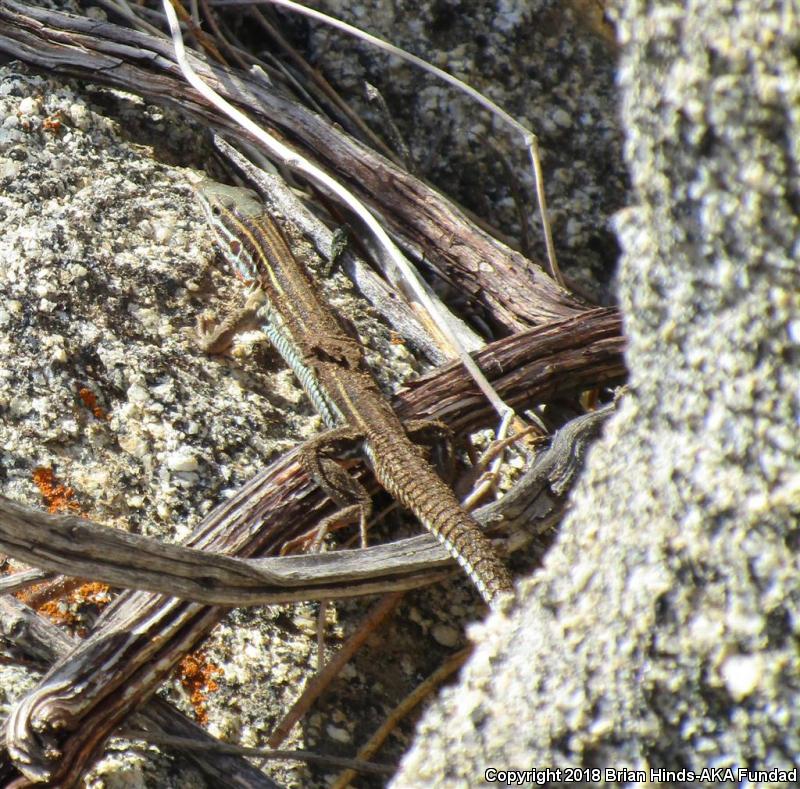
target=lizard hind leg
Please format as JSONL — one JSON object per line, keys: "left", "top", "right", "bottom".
{"left": 403, "top": 418, "right": 456, "bottom": 483}
{"left": 299, "top": 426, "right": 373, "bottom": 549}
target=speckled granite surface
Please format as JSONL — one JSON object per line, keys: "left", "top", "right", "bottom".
{"left": 307, "top": 0, "right": 625, "bottom": 304}
{"left": 394, "top": 1, "right": 800, "bottom": 786}
{"left": 0, "top": 1, "right": 626, "bottom": 786}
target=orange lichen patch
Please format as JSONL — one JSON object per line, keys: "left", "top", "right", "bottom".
{"left": 42, "top": 110, "right": 64, "bottom": 134}
{"left": 32, "top": 467, "right": 82, "bottom": 514}
{"left": 178, "top": 651, "right": 222, "bottom": 725}
{"left": 78, "top": 387, "right": 107, "bottom": 420}
{"left": 35, "top": 597, "right": 73, "bottom": 626}
{"left": 75, "top": 581, "right": 112, "bottom": 605}
{"left": 19, "top": 471, "right": 110, "bottom": 625}
{"left": 30, "top": 581, "right": 111, "bottom": 628}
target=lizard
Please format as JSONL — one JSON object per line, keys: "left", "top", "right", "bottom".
{"left": 193, "top": 180, "right": 513, "bottom": 608}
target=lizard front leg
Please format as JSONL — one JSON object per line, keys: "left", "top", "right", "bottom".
{"left": 194, "top": 289, "right": 266, "bottom": 355}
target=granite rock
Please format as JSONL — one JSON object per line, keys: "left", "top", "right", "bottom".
{"left": 394, "top": 1, "right": 800, "bottom": 785}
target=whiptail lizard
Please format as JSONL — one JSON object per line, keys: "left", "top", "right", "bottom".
{"left": 194, "top": 181, "right": 513, "bottom": 607}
